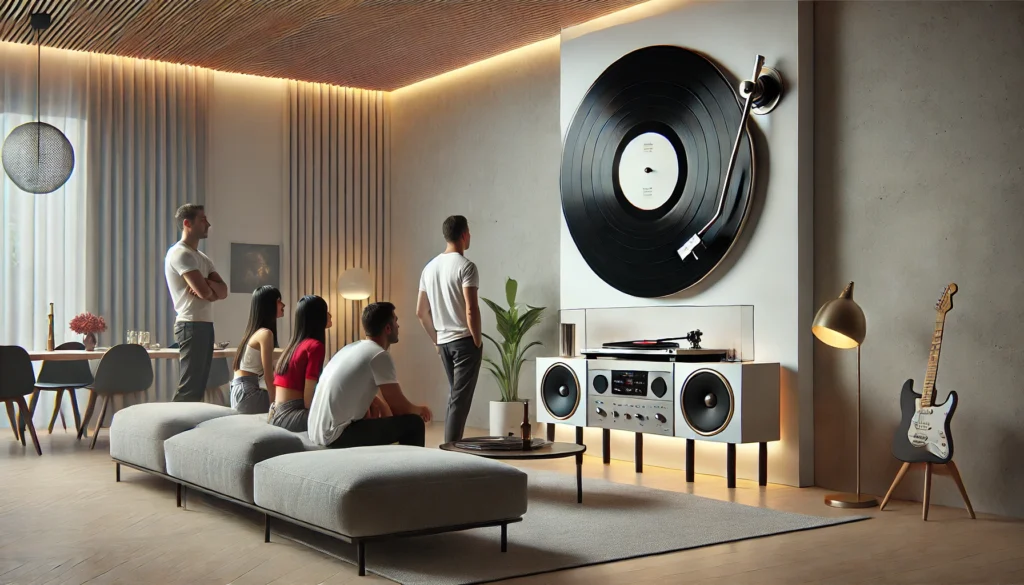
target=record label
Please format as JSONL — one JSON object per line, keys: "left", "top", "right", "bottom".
{"left": 617, "top": 132, "right": 679, "bottom": 211}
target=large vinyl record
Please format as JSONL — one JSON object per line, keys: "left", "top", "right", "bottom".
{"left": 560, "top": 45, "right": 754, "bottom": 298}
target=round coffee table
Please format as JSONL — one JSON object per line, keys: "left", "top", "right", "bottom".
{"left": 439, "top": 440, "right": 587, "bottom": 503}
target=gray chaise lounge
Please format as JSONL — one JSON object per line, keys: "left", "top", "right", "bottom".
{"left": 108, "top": 403, "right": 529, "bottom": 576}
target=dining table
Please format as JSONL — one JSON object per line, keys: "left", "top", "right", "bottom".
{"left": 27, "top": 347, "right": 262, "bottom": 361}
{"left": 17, "top": 346, "right": 282, "bottom": 444}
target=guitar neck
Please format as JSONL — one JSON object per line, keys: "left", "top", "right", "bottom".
{"left": 922, "top": 313, "right": 945, "bottom": 407}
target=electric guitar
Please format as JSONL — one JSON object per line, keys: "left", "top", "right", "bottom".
{"left": 891, "top": 283, "right": 958, "bottom": 464}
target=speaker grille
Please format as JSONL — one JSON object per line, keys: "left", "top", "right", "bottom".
{"left": 541, "top": 362, "right": 580, "bottom": 420}
{"left": 680, "top": 369, "right": 734, "bottom": 436}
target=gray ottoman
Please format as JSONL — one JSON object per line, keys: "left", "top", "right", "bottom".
{"left": 109, "top": 402, "right": 236, "bottom": 474}
{"left": 163, "top": 414, "right": 310, "bottom": 503}
{"left": 253, "top": 446, "right": 528, "bottom": 575}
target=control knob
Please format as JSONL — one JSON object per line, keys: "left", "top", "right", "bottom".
{"left": 613, "top": 411, "right": 619, "bottom": 418}
{"left": 595, "top": 407, "right": 607, "bottom": 417}
{"left": 636, "top": 414, "right": 646, "bottom": 422}
{"left": 655, "top": 413, "right": 667, "bottom": 423}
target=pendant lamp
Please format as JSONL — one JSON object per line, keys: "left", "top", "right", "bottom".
{"left": 2, "top": 13, "right": 75, "bottom": 195}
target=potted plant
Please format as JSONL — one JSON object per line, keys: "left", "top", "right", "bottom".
{"left": 482, "top": 277, "right": 545, "bottom": 437}
{"left": 69, "top": 312, "right": 107, "bottom": 351}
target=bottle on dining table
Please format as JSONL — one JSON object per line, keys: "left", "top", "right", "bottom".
{"left": 47, "top": 302, "right": 55, "bottom": 351}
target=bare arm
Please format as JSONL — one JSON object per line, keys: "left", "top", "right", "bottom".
{"left": 207, "top": 271, "right": 228, "bottom": 300}
{"left": 365, "top": 394, "right": 392, "bottom": 419}
{"left": 379, "top": 382, "right": 431, "bottom": 422}
{"left": 182, "top": 270, "right": 218, "bottom": 302}
{"left": 463, "top": 286, "right": 482, "bottom": 347}
{"left": 255, "top": 330, "right": 277, "bottom": 402}
{"left": 415, "top": 290, "right": 438, "bottom": 345}
{"left": 303, "top": 378, "right": 317, "bottom": 410}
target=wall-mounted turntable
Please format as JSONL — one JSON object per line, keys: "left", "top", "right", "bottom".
{"left": 560, "top": 45, "right": 783, "bottom": 298}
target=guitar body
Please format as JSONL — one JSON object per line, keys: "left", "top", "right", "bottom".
{"left": 892, "top": 378, "right": 957, "bottom": 464}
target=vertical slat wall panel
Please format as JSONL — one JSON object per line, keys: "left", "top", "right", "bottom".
{"left": 286, "top": 81, "right": 390, "bottom": 358}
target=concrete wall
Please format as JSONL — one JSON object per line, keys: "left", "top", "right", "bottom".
{"left": 814, "top": 1, "right": 1024, "bottom": 518}
{"left": 389, "top": 39, "right": 564, "bottom": 426}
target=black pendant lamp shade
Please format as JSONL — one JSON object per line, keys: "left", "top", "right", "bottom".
{"left": 2, "top": 13, "right": 75, "bottom": 195}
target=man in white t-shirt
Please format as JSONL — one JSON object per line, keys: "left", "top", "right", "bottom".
{"left": 309, "top": 302, "right": 432, "bottom": 448}
{"left": 415, "top": 215, "right": 482, "bottom": 443}
{"left": 163, "top": 203, "right": 227, "bottom": 402}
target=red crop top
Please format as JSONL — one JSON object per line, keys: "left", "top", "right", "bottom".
{"left": 273, "top": 339, "right": 326, "bottom": 391}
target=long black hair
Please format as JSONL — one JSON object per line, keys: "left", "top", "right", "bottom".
{"left": 275, "top": 294, "right": 328, "bottom": 376}
{"left": 233, "top": 285, "right": 281, "bottom": 372}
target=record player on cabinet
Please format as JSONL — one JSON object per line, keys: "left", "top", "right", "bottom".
{"left": 581, "top": 329, "right": 733, "bottom": 362}
{"left": 542, "top": 307, "right": 779, "bottom": 486}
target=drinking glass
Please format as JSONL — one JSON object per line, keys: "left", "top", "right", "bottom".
{"left": 140, "top": 331, "right": 151, "bottom": 348}
{"left": 126, "top": 330, "right": 136, "bottom": 344}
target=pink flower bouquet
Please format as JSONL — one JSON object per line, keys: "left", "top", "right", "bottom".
{"left": 69, "top": 312, "right": 107, "bottom": 335}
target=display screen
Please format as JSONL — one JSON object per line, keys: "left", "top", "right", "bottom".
{"left": 612, "top": 370, "right": 648, "bottom": 396}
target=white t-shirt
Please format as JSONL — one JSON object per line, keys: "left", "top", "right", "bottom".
{"left": 164, "top": 241, "right": 216, "bottom": 323}
{"left": 418, "top": 252, "right": 479, "bottom": 345}
{"left": 308, "top": 340, "right": 399, "bottom": 446}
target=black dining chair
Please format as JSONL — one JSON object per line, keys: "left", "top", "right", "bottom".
{"left": 0, "top": 345, "right": 42, "bottom": 455}
{"left": 28, "top": 341, "right": 93, "bottom": 438}
{"left": 79, "top": 343, "right": 154, "bottom": 449}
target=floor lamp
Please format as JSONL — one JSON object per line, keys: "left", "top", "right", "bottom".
{"left": 338, "top": 268, "right": 372, "bottom": 345}
{"left": 812, "top": 281, "right": 879, "bottom": 509}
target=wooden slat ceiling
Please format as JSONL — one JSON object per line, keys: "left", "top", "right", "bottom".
{"left": 0, "top": 0, "right": 649, "bottom": 91}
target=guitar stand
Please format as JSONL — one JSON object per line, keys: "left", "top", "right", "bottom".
{"left": 879, "top": 459, "right": 975, "bottom": 521}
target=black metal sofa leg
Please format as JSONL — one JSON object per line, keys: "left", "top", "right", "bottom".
{"left": 357, "top": 541, "right": 366, "bottom": 576}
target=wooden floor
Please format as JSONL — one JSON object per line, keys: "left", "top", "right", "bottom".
{"left": 2, "top": 422, "right": 1023, "bottom": 585}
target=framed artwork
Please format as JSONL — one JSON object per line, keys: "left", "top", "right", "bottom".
{"left": 230, "top": 243, "right": 280, "bottom": 294}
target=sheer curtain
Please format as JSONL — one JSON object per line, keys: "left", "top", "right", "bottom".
{"left": 0, "top": 41, "right": 89, "bottom": 432}
{"left": 0, "top": 41, "right": 211, "bottom": 434}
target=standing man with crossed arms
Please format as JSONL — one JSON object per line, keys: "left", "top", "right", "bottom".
{"left": 164, "top": 203, "right": 228, "bottom": 402}
{"left": 416, "top": 215, "right": 483, "bottom": 443}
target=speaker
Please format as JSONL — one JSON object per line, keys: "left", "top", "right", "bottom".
{"left": 536, "top": 357, "right": 588, "bottom": 427}
{"left": 673, "top": 362, "right": 780, "bottom": 443}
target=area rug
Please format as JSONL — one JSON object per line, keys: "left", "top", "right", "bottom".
{"left": 262, "top": 469, "right": 870, "bottom": 585}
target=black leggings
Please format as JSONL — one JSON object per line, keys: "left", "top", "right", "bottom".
{"left": 328, "top": 414, "right": 425, "bottom": 449}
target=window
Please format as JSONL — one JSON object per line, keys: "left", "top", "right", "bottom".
{"left": 0, "top": 112, "right": 88, "bottom": 351}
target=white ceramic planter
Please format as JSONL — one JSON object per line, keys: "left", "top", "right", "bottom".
{"left": 489, "top": 401, "right": 525, "bottom": 437}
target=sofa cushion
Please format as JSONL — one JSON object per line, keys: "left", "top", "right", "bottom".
{"left": 163, "top": 414, "right": 308, "bottom": 503}
{"left": 109, "top": 402, "right": 236, "bottom": 473}
{"left": 253, "top": 446, "right": 528, "bottom": 538}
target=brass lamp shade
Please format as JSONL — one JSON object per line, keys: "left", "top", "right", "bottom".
{"left": 812, "top": 282, "right": 866, "bottom": 349}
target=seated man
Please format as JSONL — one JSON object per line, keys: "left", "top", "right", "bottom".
{"left": 308, "top": 301, "right": 433, "bottom": 449}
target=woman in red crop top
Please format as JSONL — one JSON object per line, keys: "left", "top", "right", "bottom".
{"left": 268, "top": 295, "right": 331, "bottom": 432}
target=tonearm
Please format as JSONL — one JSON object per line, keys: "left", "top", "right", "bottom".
{"left": 677, "top": 55, "right": 783, "bottom": 262}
